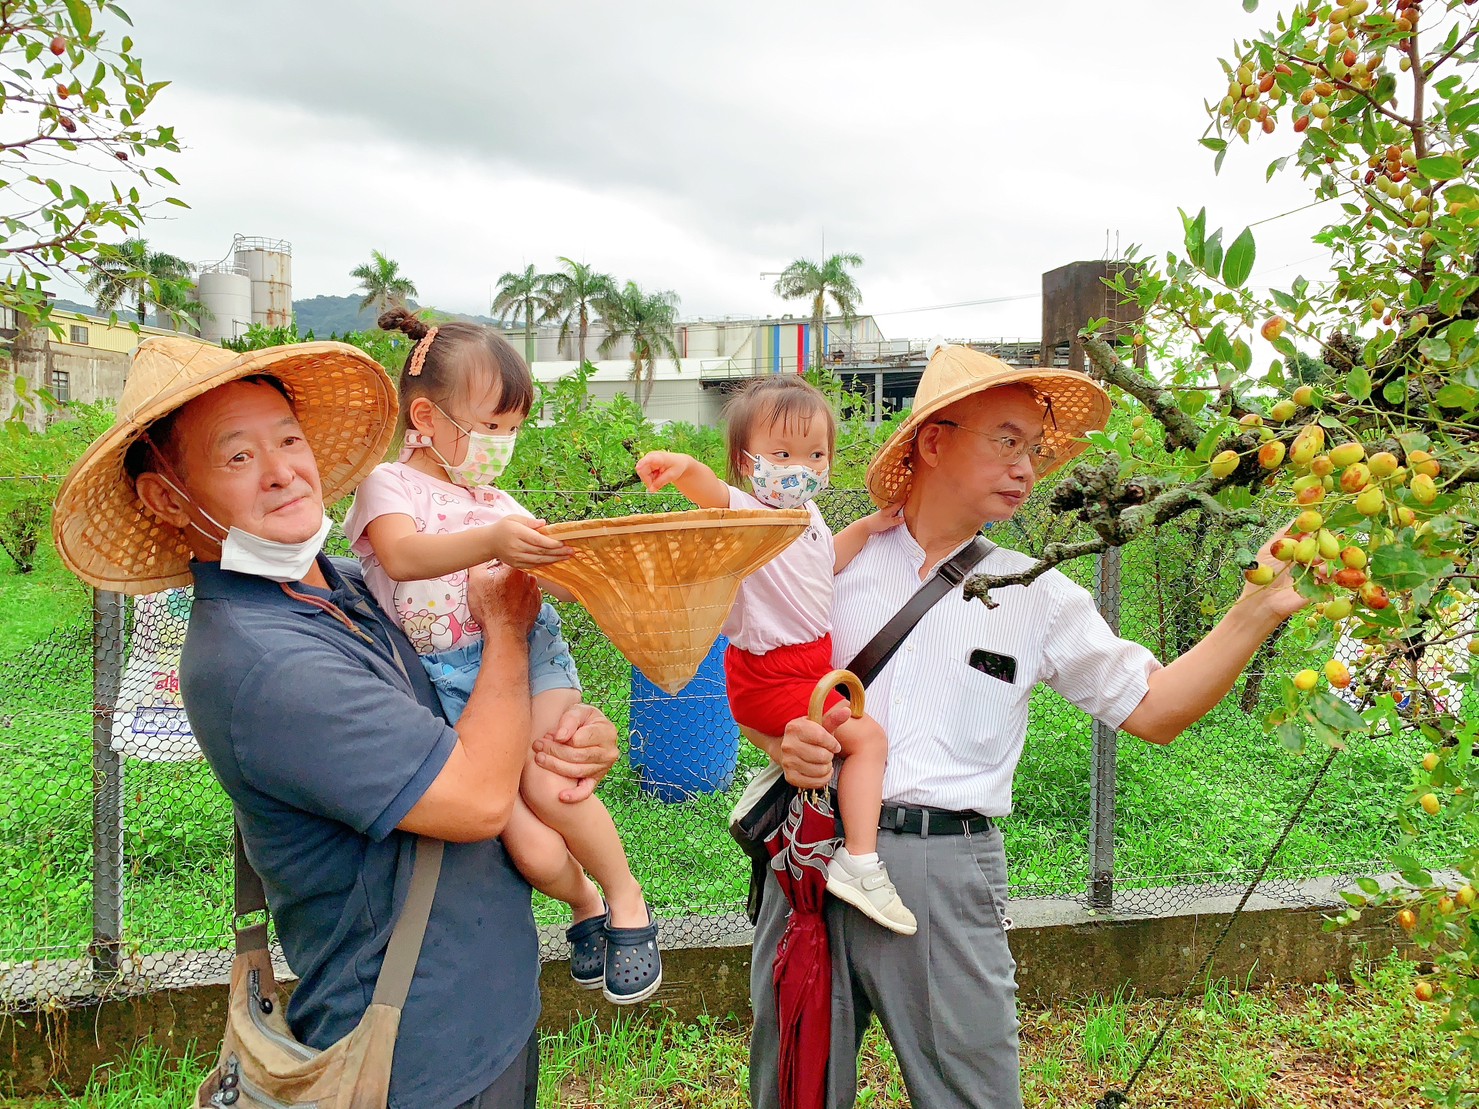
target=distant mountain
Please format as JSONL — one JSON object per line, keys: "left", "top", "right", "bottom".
{"left": 294, "top": 294, "right": 505, "bottom": 337}
{"left": 44, "top": 292, "right": 504, "bottom": 337}
{"left": 52, "top": 297, "right": 101, "bottom": 316}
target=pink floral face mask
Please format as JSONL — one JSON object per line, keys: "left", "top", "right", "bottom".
{"left": 405, "top": 406, "right": 518, "bottom": 488}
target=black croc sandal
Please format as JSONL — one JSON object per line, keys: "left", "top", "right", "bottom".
{"left": 602, "top": 904, "right": 662, "bottom": 1005}
{"left": 566, "top": 908, "right": 608, "bottom": 989}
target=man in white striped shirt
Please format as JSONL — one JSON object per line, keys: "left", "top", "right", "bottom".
{"left": 744, "top": 345, "right": 1308, "bottom": 1109}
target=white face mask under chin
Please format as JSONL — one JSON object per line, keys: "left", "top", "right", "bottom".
{"left": 218, "top": 514, "right": 334, "bottom": 583}
{"left": 160, "top": 475, "right": 332, "bottom": 583}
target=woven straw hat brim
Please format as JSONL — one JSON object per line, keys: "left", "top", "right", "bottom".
{"left": 865, "top": 359, "right": 1111, "bottom": 508}
{"left": 53, "top": 339, "right": 397, "bottom": 595}
{"left": 538, "top": 507, "right": 810, "bottom": 694}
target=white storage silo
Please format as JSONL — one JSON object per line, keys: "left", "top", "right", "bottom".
{"left": 194, "top": 261, "right": 253, "bottom": 343}
{"left": 233, "top": 235, "right": 293, "bottom": 328}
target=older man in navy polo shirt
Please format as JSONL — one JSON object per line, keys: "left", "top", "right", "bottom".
{"left": 53, "top": 338, "right": 621, "bottom": 1109}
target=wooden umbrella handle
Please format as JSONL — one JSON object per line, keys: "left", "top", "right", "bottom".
{"left": 809, "top": 669, "right": 865, "bottom": 724}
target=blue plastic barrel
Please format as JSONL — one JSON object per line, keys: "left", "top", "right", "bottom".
{"left": 629, "top": 636, "right": 738, "bottom": 802}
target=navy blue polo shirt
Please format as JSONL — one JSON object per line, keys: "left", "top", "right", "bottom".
{"left": 181, "top": 555, "right": 538, "bottom": 1109}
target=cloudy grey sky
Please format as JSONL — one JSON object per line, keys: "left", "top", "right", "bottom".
{"left": 60, "top": 1, "right": 1335, "bottom": 341}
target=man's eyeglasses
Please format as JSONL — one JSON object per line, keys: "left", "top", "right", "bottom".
{"left": 935, "top": 421, "right": 1058, "bottom": 475}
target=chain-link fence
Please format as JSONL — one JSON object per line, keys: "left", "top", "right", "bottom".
{"left": 0, "top": 488, "right": 1459, "bottom": 1010}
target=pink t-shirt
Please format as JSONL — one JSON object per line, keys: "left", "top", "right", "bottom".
{"left": 342, "top": 462, "right": 532, "bottom": 655}
{"left": 720, "top": 486, "right": 834, "bottom": 654}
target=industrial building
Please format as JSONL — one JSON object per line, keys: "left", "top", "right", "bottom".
{"left": 192, "top": 235, "right": 294, "bottom": 343}
{"left": 0, "top": 252, "right": 1137, "bottom": 432}
{"left": 0, "top": 235, "right": 292, "bottom": 422}
{"left": 527, "top": 260, "right": 1140, "bottom": 426}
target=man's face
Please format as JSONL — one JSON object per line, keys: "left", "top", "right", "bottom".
{"left": 168, "top": 380, "right": 325, "bottom": 544}
{"left": 922, "top": 386, "right": 1046, "bottom": 523}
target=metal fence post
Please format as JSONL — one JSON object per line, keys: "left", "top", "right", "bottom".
{"left": 1089, "top": 546, "right": 1121, "bottom": 910}
{"left": 91, "top": 588, "right": 125, "bottom": 978}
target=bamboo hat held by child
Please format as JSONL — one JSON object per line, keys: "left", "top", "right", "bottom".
{"left": 865, "top": 343, "right": 1112, "bottom": 508}
{"left": 53, "top": 336, "right": 397, "bottom": 594}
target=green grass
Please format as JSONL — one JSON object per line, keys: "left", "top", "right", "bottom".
{"left": 0, "top": 497, "right": 1467, "bottom": 964}
{"left": 4, "top": 957, "right": 1472, "bottom": 1107}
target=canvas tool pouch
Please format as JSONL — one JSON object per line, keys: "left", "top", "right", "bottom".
{"left": 196, "top": 826, "right": 443, "bottom": 1108}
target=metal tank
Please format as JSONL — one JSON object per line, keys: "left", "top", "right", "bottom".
{"left": 232, "top": 235, "right": 293, "bottom": 327}
{"left": 193, "top": 261, "right": 253, "bottom": 343}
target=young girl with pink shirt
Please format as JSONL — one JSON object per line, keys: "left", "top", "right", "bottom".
{"left": 344, "top": 309, "right": 660, "bottom": 1004}
{"left": 637, "top": 375, "right": 917, "bottom": 935}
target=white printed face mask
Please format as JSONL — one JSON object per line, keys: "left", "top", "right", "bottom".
{"left": 746, "top": 452, "right": 829, "bottom": 510}
{"left": 410, "top": 407, "right": 518, "bottom": 488}
{"left": 159, "top": 474, "right": 331, "bottom": 583}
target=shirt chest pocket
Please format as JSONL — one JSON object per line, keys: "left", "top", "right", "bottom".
{"left": 937, "top": 654, "right": 1033, "bottom": 768}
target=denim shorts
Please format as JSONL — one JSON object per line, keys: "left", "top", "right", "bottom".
{"left": 420, "top": 603, "right": 582, "bottom": 725}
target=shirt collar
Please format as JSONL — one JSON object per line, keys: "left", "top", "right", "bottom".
{"left": 190, "top": 555, "right": 353, "bottom": 616}
{"left": 890, "top": 522, "right": 981, "bottom": 579}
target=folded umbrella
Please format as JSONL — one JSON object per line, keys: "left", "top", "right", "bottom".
{"left": 763, "top": 670, "right": 864, "bottom": 1109}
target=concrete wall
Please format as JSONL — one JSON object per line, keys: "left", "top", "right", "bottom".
{"left": 0, "top": 887, "right": 1421, "bottom": 1097}
{"left": 40, "top": 343, "right": 129, "bottom": 406}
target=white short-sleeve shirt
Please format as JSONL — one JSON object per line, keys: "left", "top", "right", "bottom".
{"left": 719, "top": 486, "right": 834, "bottom": 654}
{"left": 830, "top": 525, "right": 1162, "bottom": 816}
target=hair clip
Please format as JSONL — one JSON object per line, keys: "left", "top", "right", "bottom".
{"left": 406, "top": 326, "right": 440, "bottom": 377}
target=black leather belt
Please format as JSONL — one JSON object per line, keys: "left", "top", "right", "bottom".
{"left": 879, "top": 804, "right": 994, "bottom": 838}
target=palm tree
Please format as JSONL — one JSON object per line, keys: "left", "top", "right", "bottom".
{"left": 772, "top": 252, "right": 864, "bottom": 369}
{"left": 542, "top": 258, "right": 615, "bottom": 365}
{"left": 492, "top": 264, "right": 551, "bottom": 364}
{"left": 596, "top": 281, "right": 681, "bottom": 409}
{"left": 85, "top": 238, "right": 193, "bottom": 325}
{"left": 350, "top": 250, "right": 418, "bottom": 317}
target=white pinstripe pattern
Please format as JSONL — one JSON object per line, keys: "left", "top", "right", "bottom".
{"left": 831, "top": 525, "right": 1161, "bottom": 816}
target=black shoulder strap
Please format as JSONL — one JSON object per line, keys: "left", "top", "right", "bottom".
{"left": 845, "top": 534, "right": 995, "bottom": 685}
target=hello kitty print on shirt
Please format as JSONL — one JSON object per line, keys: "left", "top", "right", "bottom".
{"left": 342, "top": 462, "right": 527, "bottom": 653}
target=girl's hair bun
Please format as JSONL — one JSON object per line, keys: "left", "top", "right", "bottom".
{"left": 377, "top": 306, "right": 430, "bottom": 341}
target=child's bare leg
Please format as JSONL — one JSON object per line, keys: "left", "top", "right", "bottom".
{"left": 525, "top": 687, "right": 646, "bottom": 929}
{"left": 500, "top": 795, "right": 604, "bottom": 922}
{"left": 834, "top": 712, "right": 887, "bottom": 857}
{"left": 826, "top": 710, "right": 915, "bottom": 935}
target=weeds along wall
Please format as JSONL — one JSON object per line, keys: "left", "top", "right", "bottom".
{"left": 0, "top": 486, "right": 1459, "bottom": 1010}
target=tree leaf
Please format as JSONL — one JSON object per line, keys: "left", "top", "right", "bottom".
{"left": 1417, "top": 153, "right": 1464, "bottom": 180}
{"left": 1435, "top": 382, "right": 1477, "bottom": 409}
{"left": 1347, "top": 363, "right": 1371, "bottom": 401}
{"left": 1182, "top": 207, "right": 1207, "bottom": 267}
{"left": 64, "top": 0, "right": 93, "bottom": 36}
{"left": 1222, "top": 227, "right": 1257, "bottom": 288}
{"left": 1232, "top": 337, "right": 1252, "bottom": 373}
{"left": 1204, "top": 228, "right": 1224, "bottom": 279}
{"left": 1370, "top": 543, "right": 1448, "bottom": 591}
{"left": 1305, "top": 689, "right": 1367, "bottom": 737}
{"left": 1243, "top": 0, "right": 1257, "bottom": 10}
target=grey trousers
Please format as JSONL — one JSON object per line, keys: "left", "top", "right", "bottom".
{"left": 750, "top": 823, "right": 1021, "bottom": 1109}
{"left": 454, "top": 1030, "right": 539, "bottom": 1109}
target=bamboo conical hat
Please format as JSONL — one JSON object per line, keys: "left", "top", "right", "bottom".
{"left": 539, "top": 507, "right": 810, "bottom": 694}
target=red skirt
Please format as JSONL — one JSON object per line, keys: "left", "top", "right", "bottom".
{"left": 725, "top": 634, "right": 845, "bottom": 736}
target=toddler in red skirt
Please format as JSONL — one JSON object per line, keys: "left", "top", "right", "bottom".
{"left": 637, "top": 376, "right": 917, "bottom": 935}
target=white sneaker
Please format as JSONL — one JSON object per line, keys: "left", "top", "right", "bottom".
{"left": 826, "top": 850, "right": 918, "bottom": 935}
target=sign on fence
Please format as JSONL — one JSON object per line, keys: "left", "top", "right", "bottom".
{"left": 109, "top": 588, "right": 200, "bottom": 761}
